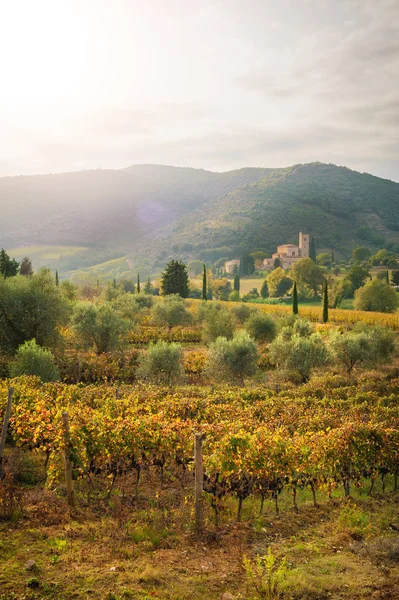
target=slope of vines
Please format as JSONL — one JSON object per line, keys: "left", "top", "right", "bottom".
{"left": 1, "top": 373, "right": 398, "bottom": 520}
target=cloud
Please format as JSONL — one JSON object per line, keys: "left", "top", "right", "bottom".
{"left": 0, "top": 0, "right": 398, "bottom": 182}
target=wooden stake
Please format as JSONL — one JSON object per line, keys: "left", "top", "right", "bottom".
{"left": 62, "top": 412, "right": 74, "bottom": 506}
{"left": 194, "top": 433, "right": 204, "bottom": 534}
{"left": 0, "top": 387, "right": 14, "bottom": 475}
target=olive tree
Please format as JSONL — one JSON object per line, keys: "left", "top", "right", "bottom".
{"left": 330, "top": 326, "right": 396, "bottom": 373}
{"left": 151, "top": 295, "right": 192, "bottom": 329}
{"left": 136, "top": 341, "right": 184, "bottom": 384}
{"left": 10, "top": 339, "right": 60, "bottom": 382}
{"left": 269, "top": 331, "right": 329, "bottom": 382}
{"left": 245, "top": 312, "right": 277, "bottom": 343}
{"left": 0, "top": 268, "right": 69, "bottom": 354}
{"left": 206, "top": 330, "right": 259, "bottom": 385}
{"left": 72, "top": 302, "right": 128, "bottom": 354}
{"left": 201, "top": 307, "right": 235, "bottom": 344}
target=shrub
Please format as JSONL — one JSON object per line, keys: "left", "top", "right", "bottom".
{"left": 330, "top": 325, "right": 396, "bottom": 373}
{"left": 151, "top": 295, "right": 192, "bottom": 329}
{"left": 136, "top": 341, "right": 184, "bottom": 384}
{"left": 201, "top": 308, "right": 235, "bottom": 344}
{"left": 206, "top": 330, "right": 259, "bottom": 385}
{"left": 245, "top": 312, "right": 277, "bottom": 343}
{"left": 269, "top": 332, "right": 329, "bottom": 382}
{"left": 196, "top": 302, "right": 224, "bottom": 323}
{"left": 72, "top": 302, "right": 128, "bottom": 354}
{"left": 10, "top": 340, "right": 60, "bottom": 382}
{"left": 230, "top": 303, "right": 253, "bottom": 324}
{"left": 354, "top": 279, "right": 399, "bottom": 313}
{"left": 329, "top": 331, "right": 371, "bottom": 374}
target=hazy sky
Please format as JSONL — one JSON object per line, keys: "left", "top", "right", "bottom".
{"left": 0, "top": 0, "right": 398, "bottom": 180}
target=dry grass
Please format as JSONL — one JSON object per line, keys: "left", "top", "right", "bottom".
{"left": 1, "top": 462, "right": 398, "bottom": 600}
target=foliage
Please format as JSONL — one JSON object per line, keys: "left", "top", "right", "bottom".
{"left": 0, "top": 268, "right": 69, "bottom": 354}
{"left": 136, "top": 341, "right": 184, "bottom": 384}
{"left": 269, "top": 330, "right": 329, "bottom": 382}
{"left": 354, "top": 279, "right": 399, "bottom": 313}
{"left": 292, "top": 282, "right": 298, "bottom": 315}
{"left": 230, "top": 303, "right": 253, "bottom": 324}
{"left": 322, "top": 279, "right": 328, "bottom": 323}
{"left": 144, "top": 277, "right": 153, "bottom": 295}
{"left": 212, "top": 278, "right": 232, "bottom": 301}
{"left": 0, "top": 248, "right": 19, "bottom": 278}
{"left": 206, "top": 330, "right": 259, "bottom": 385}
{"left": 369, "top": 249, "right": 397, "bottom": 267}
{"left": 234, "top": 274, "right": 240, "bottom": 293}
{"left": 309, "top": 236, "right": 317, "bottom": 262}
{"left": 151, "top": 295, "right": 192, "bottom": 329}
{"left": 352, "top": 246, "right": 370, "bottom": 263}
{"left": 316, "top": 252, "right": 331, "bottom": 267}
{"left": 202, "top": 264, "right": 207, "bottom": 301}
{"left": 391, "top": 269, "right": 399, "bottom": 286}
{"left": 19, "top": 257, "right": 33, "bottom": 276}
{"left": 118, "top": 278, "right": 135, "bottom": 293}
{"left": 329, "top": 331, "right": 373, "bottom": 373}
{"left": 240, "top": 254, "right": 255, "bottom": 275}
{"left": 344, "top": 266, "right": 371, "bottom": 296}
{"left": 72, "top": 302, "right": 128, "bottom": 354}
{"left": 266, "top": 268, "right": 293, "bottom": 298}
{"left": 228, "top": 290, "right": 240, "bottom": 302}
{"left": 260, "top": 279, "right": 269, "bottom": 299}
{"left": 10, "top": 339, "right": 60, "bottom": 382}
{"left": 187, "top": 260, "right": 204, "bottom": 276}
{"left": 201, "top": 307, "right": 235, "bottom": 344}
{"left": 243, "top": 548, "right": 288, "bottom": 600}
{"left": 290, "top": 258, "right": 324, "bottom": 297}
{"left": 245, "top": 312, "right": 277, "bottom": 343}
{"left": 161, "top": 260, "right": 190, "bottom": 298}
{"left": 1, "top": 371, "right": 398, "bottom": 525}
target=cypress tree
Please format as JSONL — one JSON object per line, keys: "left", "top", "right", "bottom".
{"left": 113, "top": 277, "right": 116, "bottom": 289}
{"left": 292, "top": 281, "right": 298, "bottom": 315}
{"left": 331, "top": 249, "right": 335, "bottom": 264}
{"left": 55, "top": 270, "right": 59, "bottom": 286}
{"left": 137, "top": 273, "right": 140, "bottom": 294}
{"left": 240, "top": 255, "right": 248, "bottom": 276}
{"left": 234, "top": 274, "right": 240, "bottom": 293}
{"left": 260, "top": 279, "right": 268, "bottom": 299}
{"left": 202, "top": 264, "right": 207, "bottom": 301}
{"left": 309, "top": 237, "right": 317, "bottom": 262}
{"left": 322, "top": 279, "right": 329, "bottom": 323}
{"left": 386, "top": 270, "right": 390, "bottom": 285}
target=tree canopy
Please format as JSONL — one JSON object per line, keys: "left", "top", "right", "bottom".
{"left": 161, "top": 260, "right": 190, "bottom": 298}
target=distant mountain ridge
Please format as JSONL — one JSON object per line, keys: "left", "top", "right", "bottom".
{"left": 1, "top": 162, "right": 399, "bottom": 277}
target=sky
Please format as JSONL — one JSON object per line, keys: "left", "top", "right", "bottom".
{"left": 0, "top": 0, "right": 398, "bottom": 181}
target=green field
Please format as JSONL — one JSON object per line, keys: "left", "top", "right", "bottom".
{"left": 7, "top": 245, "right": 88, "bottom": 271}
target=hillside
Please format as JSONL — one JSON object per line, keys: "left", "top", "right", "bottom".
{"left": 146, "top": 163, "right": 399, "bottom": 270}
{"left": 0, "top": 165, "right": 269, "bottom": 273}
{"left": 2, "top": 162, "right": 399, "bottom": 277}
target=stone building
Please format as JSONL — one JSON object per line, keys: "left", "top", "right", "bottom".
{"left": 225, "top": 259, "right": 240, "bottom": 274}
{"left": 262, "top": 232, "right": 310, "bottom": 270}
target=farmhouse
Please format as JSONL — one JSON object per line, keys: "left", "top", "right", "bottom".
{"left": 263, "top": 232, "right": 310, "bottom": 270}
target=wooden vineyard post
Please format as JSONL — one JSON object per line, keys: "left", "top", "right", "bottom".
{"left": 194, "top": 433, "right": 204, "bottom": 534}
{"left": 0, "top": 387, "right": 14, "bottom": 475}
{"left": 62, "top": 412, "right": 74, "bottom": 506}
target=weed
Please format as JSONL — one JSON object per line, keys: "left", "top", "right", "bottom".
{"left": 243, "top": 547, "right": 288, "bottom": 600}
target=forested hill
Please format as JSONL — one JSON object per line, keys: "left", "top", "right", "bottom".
{"left": 0, "top": 165, "right": 269, "bottom": 249}
{"left": 1, "top": 162, "right": 399, "bottom": 275}
{"left": 145, "top": 162, "right": 399, "bottom": 270}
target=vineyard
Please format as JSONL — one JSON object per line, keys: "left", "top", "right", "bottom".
{"left": 1, "top": 374, "right": 398, "bottom": 518}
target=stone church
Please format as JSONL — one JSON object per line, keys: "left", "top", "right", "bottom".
{"left": 262, "top": 232, "right": 310, "bottom": 270}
